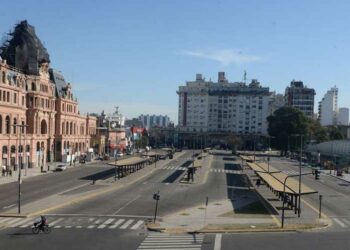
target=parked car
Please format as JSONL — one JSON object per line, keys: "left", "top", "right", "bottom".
{"left": 116, "top": 152, "right": 124, "bottom": 157}
{"left": 55, "top": 164, "right": 67, "bottom": 171}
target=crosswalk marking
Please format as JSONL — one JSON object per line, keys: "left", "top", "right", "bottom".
{"left": 20, "top": 219, "right": 36, "bottom": 228}
{"left": 120, "top": 219, "right": 134, "bottom": 229}
{"left": 0, "top": 216, "right": 145, "bottom": 230}
{"left": 131, "top": 220, "right": 144, "bottom": 230}
{"left": 97, "top": 218, "right": 115, "bottom": 229}
{"left": 49, "top": 218, "right": 64, "bottom": 226}
{"left": 342, "top": 218, "right": 350, "bottom": 225}
{"left": 137, "top": 233, "right": 203, "bottom": 250}
{"left": 334, "top": 218, "right": 347, "bottom": 228}
{"left": 10, "top": 217, "right": 32, "bottom": 227}
{"left": 109, "top": 219, "right": 125, "bottom": 229}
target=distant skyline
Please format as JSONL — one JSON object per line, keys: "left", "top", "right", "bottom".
{"left": 2, "top": 0, "right": 350, "bottom": 123}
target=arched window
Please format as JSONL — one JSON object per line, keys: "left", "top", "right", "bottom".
{"left": 63, "top": 141, "right": 67, "bottom": 151}
{"left": 66, "top": 122, "right": 69, "bottom": 135}
{"left": 36, "top": 142, "right": 40, "bottom": 152}
{"left": 25, "top": 83, "right": 28, "bottom": 91}
{"left": 13, "top": 118, "right": 17, "bottom": 134}
{"left": 5, "top": 116, "right": 10, "bottom": 134}
{"left": 62, "top": 122, "right": 65, "bottom": 134}
{"left": 2, "top": 146, "right": 7, "bottom": 154}
{"left": 26, "top": 145, "right": 30, "bottom": 152}
{"left": 74, "top": 123, "right": 76, "bottom": 135}
{"left": 31, "top": 82, "right": 36, "bottom": 91}
{"left": 10, "top": 145, "right": 16, "bottom": 153}
{"left": 0, "top": 115, "right": 2, "bottom": 134}
{"left": 40, "top": 120, "right": 47, "bottom": 134}
{"left": 70, "top": 122, "right": 73, "bottom": 135}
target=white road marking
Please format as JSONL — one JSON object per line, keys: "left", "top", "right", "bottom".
{"left": 334, "top": 218, "right": 347, "bottom": 228}
{"left": 4, "top": 218, "right": 22, "bottom": 226}
{"left": 214, "top": 233, "right": 222, "bottom": 250}
{"left": 109, "top": 219, "right": 125, "bottom": 229}
{"left": 114, "top": 196, "right": 140, "bottom": 214}
{"left": 0, "top": 217, "right": 15, "bottom": 224}
{"left": 342, "top": 218, "right": 350, "bottom": 225}
{"left": 120, "top": 219, "right": 134, "bottom": 229}
{"left": 11, "top": 218, "right": 33, "bottom": 227}
{"left": 3, "top": 204, "right": 16, "bottom": 209}
{"left": 130, "top": 220, "right": 144, "bottom": 230}
{"left": 49, "top": 218, "right": 64, "bottom": 226}
{"left": 97, "top": 218, "right": 115, "bottom": 229}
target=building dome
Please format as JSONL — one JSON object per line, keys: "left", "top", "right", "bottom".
{"left": 0, "top": 20, "right": 50, "bottom": 75}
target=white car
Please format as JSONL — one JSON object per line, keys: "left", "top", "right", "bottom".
{"left": 55, "top": 164, "right": 67, "bottom": 171}
{"left": 116, "top": 152, "right": 124, "bottom": 157}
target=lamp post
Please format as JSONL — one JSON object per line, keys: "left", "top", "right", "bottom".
{"left": 13, "top": 123, "right": 28, "bottom": 214}
{"left": 291, "top": 134, "right": 303, "bottom": 218}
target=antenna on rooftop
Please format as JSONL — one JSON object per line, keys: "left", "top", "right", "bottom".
{"left": 243, "top": 70, "right": 247, "bottom": 83}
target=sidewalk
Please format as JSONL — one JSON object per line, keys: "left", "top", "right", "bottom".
{"left": 321, "top": 169, "right": 350, "bottom": 183}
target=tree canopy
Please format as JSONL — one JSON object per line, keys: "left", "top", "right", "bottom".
{"left": 267, "top": 107, "right": 308, "bottom": 153}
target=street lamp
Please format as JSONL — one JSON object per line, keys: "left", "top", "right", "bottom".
{"left": 13, "top": 123, "right": 28, "bottom": 214}
{"left": 291, "top": 134, "right": 303, "bottom": 218}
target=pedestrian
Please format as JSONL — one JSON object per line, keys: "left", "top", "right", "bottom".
{"left": 2, "top": 165, "right": 5, "bottom": 176}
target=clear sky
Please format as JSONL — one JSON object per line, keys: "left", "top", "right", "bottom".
{"left": 1, "top": 0, "right": 350, "bottom": 123}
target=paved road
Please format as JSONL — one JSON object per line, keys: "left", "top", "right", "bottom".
{"left": 2, "top": 152, "right": 350, "bottom": 249}
{"left": 0, "top": 163, "right": 114, "bottom": 212}
{"left": 269, "top": 157, "right": 350, "bottom": 232}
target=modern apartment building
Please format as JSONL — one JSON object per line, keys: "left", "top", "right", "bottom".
{"left": 285, "top": 80, "right": 315, "bottom": 118}
{"left": 138, "top": 114, "right": 170, "bottom": 129}
{"left": 338, "top": 107, "right": 349, "bottom": 125}
{"left": 177, "top": 72, "right": 270, "bottom": 135}
{"left": 318, "top": 86, "right": 338, "bottom": 126}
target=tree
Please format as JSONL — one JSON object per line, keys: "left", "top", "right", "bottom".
{"left": 267, "top": 107, "right": 308, "bottom": 155}
{"left": 327, "top": 126, "right": 344, "bottom": 140}
{"left": 307, "top": 118, "right": 328, "bottom": 143}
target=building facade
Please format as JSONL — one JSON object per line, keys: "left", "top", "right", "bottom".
{"left": 177, "top": 72, "right": 270, "bottom": 135}
{"left": 0, "top": 20, "right": 96, "bottom": 169}
{"left": 138, "top": 114, "right": 171, "bottom": 129}
{"left": 318, "top": 86, "right": 338, "bottom": 126}
{"left": 338, "top": 107, "right": 349, "bottom": 126}
{"left": 269, "top": 92, "right": 285, "bottom": 115}
{"left": 285, "top": 80, "right": 315, "bottom": 118}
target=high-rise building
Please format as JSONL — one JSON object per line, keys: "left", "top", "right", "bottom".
{"left": 285, "top": 80, "right": 315, "bottom": 118}
{"left": 318, "top": 86, "right": 338, "bottom": 126}
{"left": 138, "top": 114, "right": 170, "bottom": 129}
{"left": 177, "top": 72, "right": 270, "bottom": 135}
{"left": 269, "top": 92, "right": 285, "bottom": 115}
{"left": 338, "top": 107, "right": 349, "bottom": 125}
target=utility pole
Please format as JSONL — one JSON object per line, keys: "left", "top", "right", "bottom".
{"left": 153, "top": 191, "right": 160, "bottom": 223}
{"left": 298, "top": 135, "right": 303, "bottom": 218}
{"left": 13, "top": 123, "right": 28, "bottom": 214}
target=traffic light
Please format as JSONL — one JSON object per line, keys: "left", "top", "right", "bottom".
{"left": 315, "top": 170, "right": 320, "bottom": 180}
{"left": 153, "top": 193, "right": 160, "bottom": 200}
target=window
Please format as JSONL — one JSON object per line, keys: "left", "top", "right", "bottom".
{"left": 41, "top": 120, "right": 47, "bottom": 134}
{"left": 13, "top": 118, "right": 17, "bottom": 134}
{"left": 0, "top": 115, "right": 2, "bottom": 133}
{"left": 6, "top": 92, "right": 9, "bottom": 102}
{"left": 13, "top": 93, "right": 17, "bottom": 104}
{"left": 22, "top": 96, "right": 24, "bottom": 106}
{"left": 5, "top": 115, "right": 10, "bottom": 134}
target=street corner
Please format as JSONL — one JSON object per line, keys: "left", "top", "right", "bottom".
{"left": 145, "top": 222, "right": 166, "bottom": 232}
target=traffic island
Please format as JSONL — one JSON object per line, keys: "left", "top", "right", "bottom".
{"left": 145, "top": 222, "right": 165, "bottom": 232}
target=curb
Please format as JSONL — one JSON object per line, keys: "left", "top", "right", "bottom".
{"left": 0, "top": 214, "right": 28, "bottom": 218}
{"left": 323, "top": 172, "right": 350, "bottom": 184}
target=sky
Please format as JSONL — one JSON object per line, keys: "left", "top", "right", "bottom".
{"left": 1, "top": 0, "right": 350, "bottom": 123}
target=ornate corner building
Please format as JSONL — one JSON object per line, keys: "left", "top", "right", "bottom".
{"left": 0, "top": 20, "right": 96, "bottom": 169}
